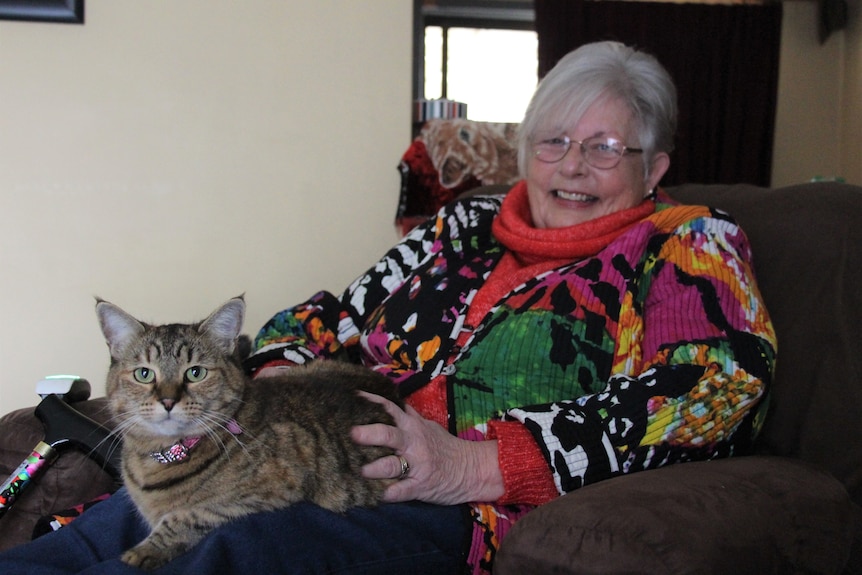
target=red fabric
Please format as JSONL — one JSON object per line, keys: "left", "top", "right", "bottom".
{"left": 404, "top": 375, "right": 450, "bottom": 430}
{"left": 397, "top": 138, "right": 480, "bottom": 234}
{"left": 468, "top": 181, "right": 656, "bottom": 326}
{"left": 487, "top": 420, "right": 559, "bottom": 506}
{"left": 491, "top": 181, "right": 656, "bottom": 265}
{"left": 251, "top": 359, "right": 297, "bottom": 377}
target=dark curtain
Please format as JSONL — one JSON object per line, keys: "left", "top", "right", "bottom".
{"left": 535, "top": 0, "right": 783, "bottom": 187}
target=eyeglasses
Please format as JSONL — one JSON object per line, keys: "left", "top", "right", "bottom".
{"left": 532, "top": 135, "right": 643, "bottom": 169}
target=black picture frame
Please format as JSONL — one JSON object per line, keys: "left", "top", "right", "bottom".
{"left": 0, "top": 0, "right": 84, "bottom": 24}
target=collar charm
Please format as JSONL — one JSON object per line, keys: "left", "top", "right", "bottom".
{"left": 150, "top": 437, "right": 201, "bottom": 464}
{"left": 149, "top": 419, "right": 242, "bottom": 464}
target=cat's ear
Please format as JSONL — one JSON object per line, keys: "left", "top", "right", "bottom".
{"left": 95, "top": 299, "right": 145, "bottom": 359}
{"left": 200, "top": 296, "right": 245, "bottom": 354}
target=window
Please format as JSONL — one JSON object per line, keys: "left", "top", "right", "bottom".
{"left": 414, "top": 1, "right": 537, "bottom": 124}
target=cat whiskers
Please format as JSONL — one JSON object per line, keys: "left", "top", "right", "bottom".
{"left": 87, "top": 402, "right": 125, "bottom": 471}
{"left": 107, "top": 410, "right": 147, "bottom": 442}
{"left": 195, "top": 412, "right": 252, "bottom": 460}
{"left": 77, "top": 409, "right": 140, "bottom": 476}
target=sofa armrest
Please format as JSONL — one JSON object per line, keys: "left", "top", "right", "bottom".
{"left": 0, "top": 399, "right": 119, "bottom": 552}
{"left": 496, "top": 456, "right": 860, "bottom": 575}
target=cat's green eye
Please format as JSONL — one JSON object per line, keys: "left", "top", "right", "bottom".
{"left": 133, "top": 367, "right": 156, "bottom": 384}
{"left": 185, "top": 366, "right": 208, "bottom": 383}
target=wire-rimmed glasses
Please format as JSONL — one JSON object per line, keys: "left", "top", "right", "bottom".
{"left": 532, "top": 135, "right": 643, "bottom": 169}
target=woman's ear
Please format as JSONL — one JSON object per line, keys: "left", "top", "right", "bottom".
{"left": 645, "top": 152, "right": 671, "bottom": 193}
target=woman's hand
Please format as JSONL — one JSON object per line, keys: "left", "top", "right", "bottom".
{"left": 351, "top": 392, "right": 505, "bottom": 506}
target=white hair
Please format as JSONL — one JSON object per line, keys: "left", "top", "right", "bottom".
{"left": 517, "top": 41, "right": 677, "bottom": 177}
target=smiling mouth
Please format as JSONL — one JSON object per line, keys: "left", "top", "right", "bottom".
{"left": 554, "top": 189, "right": 597, "bottom": 203}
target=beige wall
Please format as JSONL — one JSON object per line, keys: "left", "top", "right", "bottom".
{"left": 773, "top": 1, "right": 848, "bottom": 186}
{"left": 840, "top": 0, "right": 862, "bottom": 185}
{"left": 0, "top": 1, "right": 412, "bottom": 411}
{"left": 0, "top": 1, "right": 857, "bottom": 411}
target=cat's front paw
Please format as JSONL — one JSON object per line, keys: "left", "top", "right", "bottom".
{"left": 121, "top": 542, "right": 176, "bottom": 571}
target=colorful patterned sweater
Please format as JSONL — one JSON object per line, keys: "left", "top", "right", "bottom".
{"left": 247, "top": 182, "right": 777, "bottom": 574}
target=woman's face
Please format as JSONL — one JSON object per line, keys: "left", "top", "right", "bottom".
{"left": 525, "top": 97, "right": 669, "bottom": 229}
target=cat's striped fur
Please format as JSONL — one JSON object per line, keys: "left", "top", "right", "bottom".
{"left": 97, "top": 296, "right": 400, "bottom": 570}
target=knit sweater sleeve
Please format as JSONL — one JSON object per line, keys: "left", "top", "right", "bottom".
{"left": 245, "top": 195, "right": 504, "bottom": 374}
{"left": 501, "top": 210, "right": 777, "bottom": 495}
{"left": 245, "top": 215, "right": 446, "bottom": 373}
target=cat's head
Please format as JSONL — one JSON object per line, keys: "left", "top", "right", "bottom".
{"left": 96, "top": 296, "right": 248, "bottom": 439}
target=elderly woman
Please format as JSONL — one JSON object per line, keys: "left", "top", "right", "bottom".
{"left": 252, "top": 40, "right": 775, "bottom": 572}
{"left": 0, "top": 41, "right": 775, "bottom": 574}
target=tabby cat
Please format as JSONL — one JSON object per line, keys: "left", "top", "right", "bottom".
{"left": 96, "top": 296, "right": 401, "bottom": 570}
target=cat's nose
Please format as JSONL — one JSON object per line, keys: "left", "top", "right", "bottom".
{"left": 160, "top": 398, "right": 176, "bottom": 412}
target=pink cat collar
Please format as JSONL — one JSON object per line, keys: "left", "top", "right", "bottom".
{"left": 149, "top": 419, "right": 242, "bottom": 464}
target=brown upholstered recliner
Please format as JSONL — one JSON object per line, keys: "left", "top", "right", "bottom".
{"left": 1, "top": 181, "right": 861, "bottom": 574}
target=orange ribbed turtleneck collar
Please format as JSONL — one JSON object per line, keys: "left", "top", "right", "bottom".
{"left": 465, "top": 181, "right": 656, "bottom": 327}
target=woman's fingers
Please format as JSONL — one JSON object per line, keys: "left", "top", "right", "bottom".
{"left": 351, "top": 421, "right": 401, "bottom": 451}
{"left": 352, "top": 390, "right": 505, "bottom": 505}
{"left": 352, "top": 392, "right": 417, "bottom": 485}
{"left": 359, "top": 452, "right": 408, "bottom": 481}
{"left": 356, "top": 390, "right": 407, "bottom": 422}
